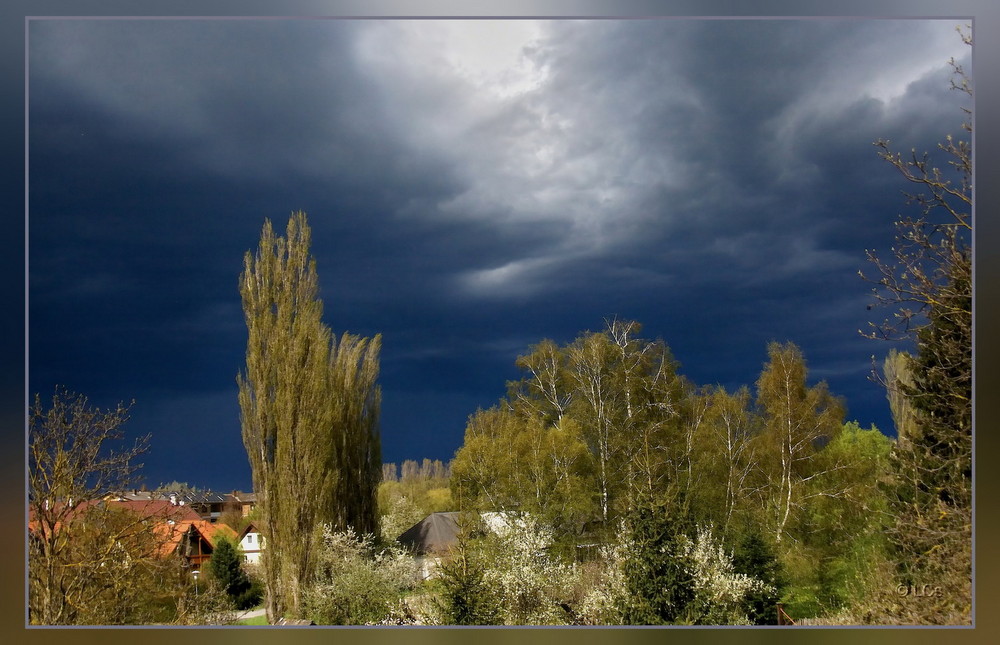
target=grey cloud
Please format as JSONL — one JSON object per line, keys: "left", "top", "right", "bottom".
{"left": 31, "top": 20, "right": 457, "bottom": 193}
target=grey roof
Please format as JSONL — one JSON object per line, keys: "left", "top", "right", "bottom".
{"left": 396, "top": 512, "right": 461, "bottom": 555}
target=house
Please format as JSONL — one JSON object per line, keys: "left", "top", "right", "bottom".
{"left": 228, "top": 491, "right": 257, "bottom": 518}
{"left": 29, "top": 497, "right": 202, "bottom": 535}
{"left": 183, "top": 491, "right": 230, "bottom": 523}
{"left": 110, "top": 488, "right": 257, "bottom": 523}
{"left": 106, "top": 498, "right": 203, "bottom": 523}
{"left": 29, "top": 497, "right": 238, "bottom": 571}
{"left": 169, "top": 520, "right": 239, "bottom": 568}
{"left": 396, "top": 512, "right": 461, "bottom": 579}
{"left": 237, "top": 521, "right": 264, "bottom": 565}
{"left": 395, "top": 511, "right": 549, "bottom": 579}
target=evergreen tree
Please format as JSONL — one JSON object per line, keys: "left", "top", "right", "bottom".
{"left": 435, "top": 527, "right": 500, "bottom": 625}
{"left": 731, "top": 531, "right": 784, "bottom": 625}
{"left": 617, "top": 497, "right": 696, "bottom": 625}
{"left": 862, "top": 34, "right": 971, "bottom": 623}
{"left": 209, "top": 537, "right": 251, "bottom": 607}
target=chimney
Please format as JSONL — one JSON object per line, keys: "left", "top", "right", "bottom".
{"left": 170, "top": 494, "right": 177, "bottom": 506}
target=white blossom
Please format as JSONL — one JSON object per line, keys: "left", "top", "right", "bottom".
{"left": 683, "top": 524, "right": 775, "bottom": 625}
{"left": 477, "top": 515, "right": 580, "bottom": 625}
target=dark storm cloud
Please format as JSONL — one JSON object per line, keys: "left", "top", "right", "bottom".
{"left": 32, "top": 21, "right": 426, "bottom": 186}
{"left": 28, "top": 18, "right": 970, "bottom": 486}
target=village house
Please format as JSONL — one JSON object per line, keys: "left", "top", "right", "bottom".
{"left": 164, "top": 519, "right": 240, "bottom": 568}
{"left": 31, "top": 492, "right": 257, "bottom": 574}
{"left": 238, "top": 520, "right": 264, "bottom": 565}
{"left": 113, "top": 488, "right": 257, "bottom": 523}
{"left": 396, "top": 512, "right": 461, "bottom": 579}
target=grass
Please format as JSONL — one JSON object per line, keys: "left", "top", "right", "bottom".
{"left": 236, "top": 614, "right": 268, "bottom": 626}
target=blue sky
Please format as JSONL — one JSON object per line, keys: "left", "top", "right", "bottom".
{"left": 27, "top": 17, "right": 971, "bottom": 491}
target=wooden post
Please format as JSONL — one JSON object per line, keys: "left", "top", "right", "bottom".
{"left": 777, "top": 603, "right": 795, "bottom": 626}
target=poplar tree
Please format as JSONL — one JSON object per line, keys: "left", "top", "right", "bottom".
{"left": 237, "top": 211, "right": 381, "bottom": 621}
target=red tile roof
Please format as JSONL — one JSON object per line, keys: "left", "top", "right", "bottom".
{"left": 190, "top": 520, "right": 238, "bottom": 547}
{"left": 106, "top": 499, "right": 202, "bottom": 522}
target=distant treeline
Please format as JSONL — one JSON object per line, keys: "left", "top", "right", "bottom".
{"left": 382, "top": 458, "right": 452, "bottom": 484}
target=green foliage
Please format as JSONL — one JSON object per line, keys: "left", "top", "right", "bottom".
{"left": 434, "top": 533, "right": 501, "bottom": 625}
{"left": 616, "top": 499, "right": 696, "bottom": 625}
{"left": 302, "top": 525, "right": 417, "bottom": 625}
{"left": 208, "top": 537, "right": 257, "bottom": 609}
{"left": 688, "top": 385, "right": 759, "bottom": 536}
{"left": 731, "top": 531, "right": 784, "bottom": 624}
{"left": 237, "top": 211, "right": 382, "bottom": 619}
{"left": 451, "top": 406, "right": 597, "bottom": 545}
{"left": 234, "top": 579, "right": 264, "bottom": 612}
{"left": 754, "top": 341, "right": 845, "bottom": 543}
{"left": 379, "top": 458, "right": 453, "bottom": 543}
{"left": 446, "top": 323, "right": 899, "bottom": 624}
{"left": 453, "top": 319, "right": 691, "bottom": 540}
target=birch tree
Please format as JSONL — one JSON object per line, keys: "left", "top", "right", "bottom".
{"left": 608, "top": 319, "right": 684, "bottom": 505}
{"left": 754, "top": 342, "right": 845, "bottom": 543}
{"left": 508, "top": 339, "right": 574, "bottom": 425}
{"left": 702, "top": 386, "right": 760, "bottom": 536}
{"left": 566, "top": 330, "right": 624, "bottom": 523}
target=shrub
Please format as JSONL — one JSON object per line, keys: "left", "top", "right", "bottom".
{"left": 302, "top": 525, "right": 417, "bottom": 625}
{"left": 478, "top": 515, "right": 580, "bottom": 625}
{"left": 685, "top": 525, "right": 774, "bottom": 625}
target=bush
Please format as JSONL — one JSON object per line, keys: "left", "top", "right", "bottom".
{"left": 577, "top": 512, "right": 773, "bottom": 625}
{"left": 302, "top": 525, "right": 417, "bottom": 625}
{"left": 478, "top": 515, "right": 580, "bottom": 625}
{"left": 432, "top": 514, "right": 581, "bottom": 625}
{"left": 234, "top": 578, "right": 264, "bottom": 611}
{"left": 174, "top": 578, "right": 238, "bottom": 625}
{"left": 685, "top": 525, "right": 774, "bottom": 625}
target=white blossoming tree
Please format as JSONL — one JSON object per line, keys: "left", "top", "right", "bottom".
{"left": 477, "top": 514, "right": 581, "bottom": 625}
{"left": 301, "top": 525, "right": 418, "bottom": 625}
{"left": 576, "top": 518, "right": 773, "bottom": 625}
{"left": 684, "top": 525, "right": 775, "bottom": 625}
